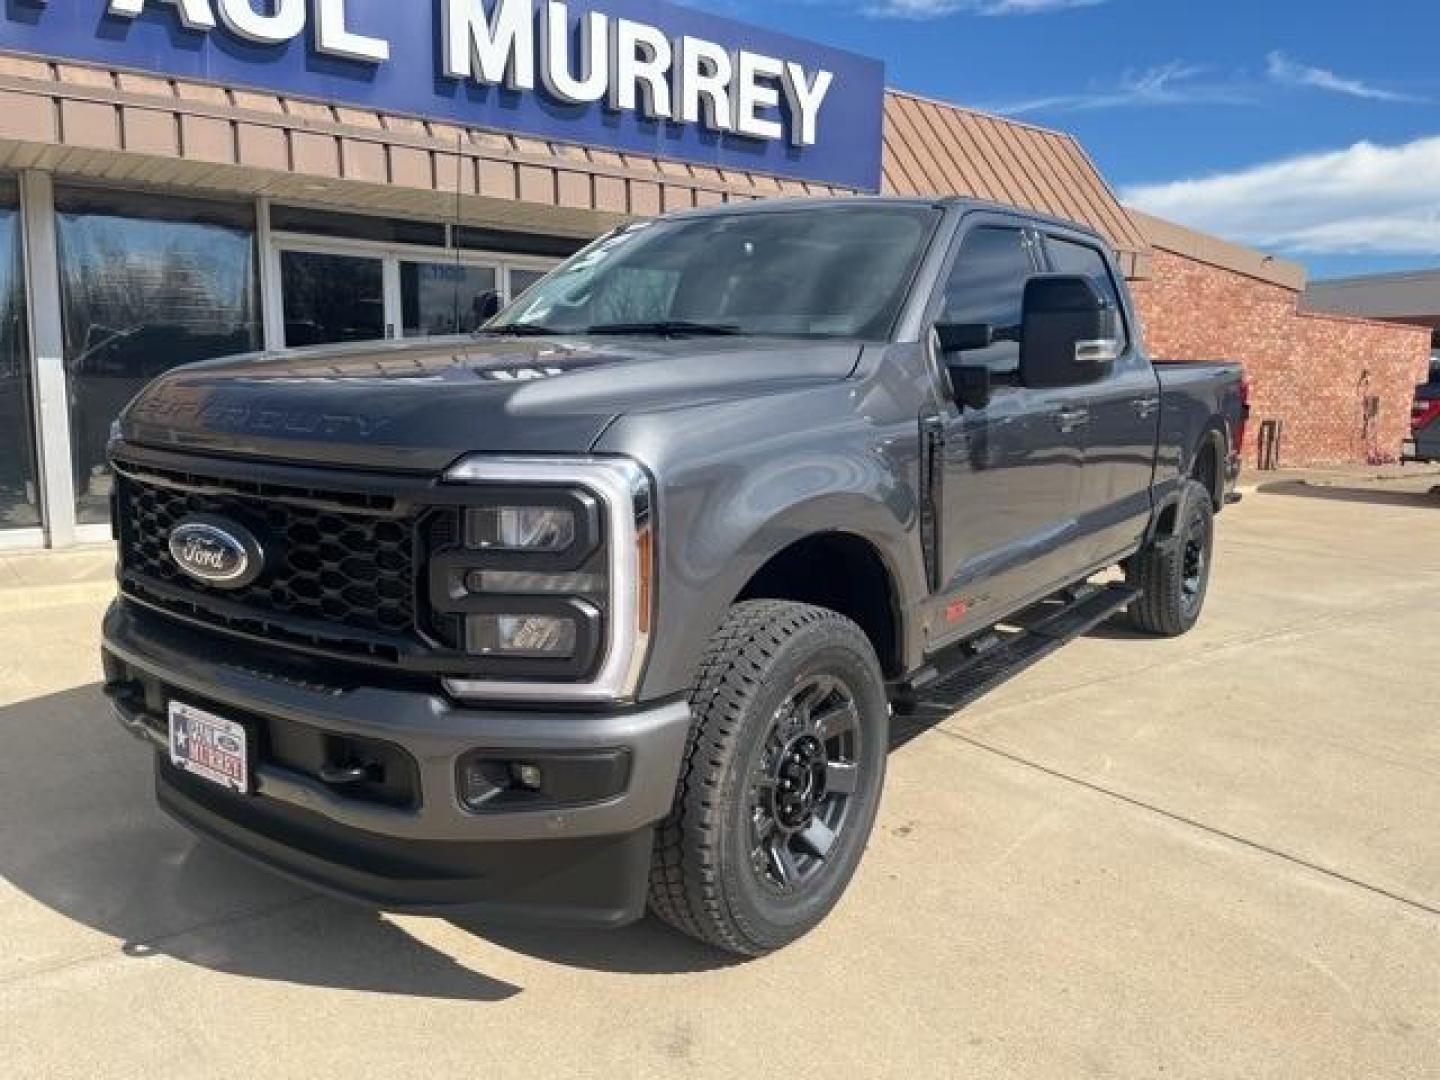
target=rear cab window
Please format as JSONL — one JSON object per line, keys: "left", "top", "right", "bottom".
{"left": 1043, "top": 236, "right": 1131, "bottom": 353}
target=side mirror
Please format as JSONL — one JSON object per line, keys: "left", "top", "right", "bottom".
{"left": 1020, "top": 275, "right": 1121, "bottom": 390}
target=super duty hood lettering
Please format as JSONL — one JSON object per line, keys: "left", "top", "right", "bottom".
{"left": 119, "top": 336, "right": 861, "bottom": 469}
{"left": 128, "top": 397, "right": 395, "bottom": 440}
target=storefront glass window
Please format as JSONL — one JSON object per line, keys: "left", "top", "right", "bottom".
{"left": 280, "top": 250, "right": 385, "bottom": 347}
{"left": 401, "top": 261, "right": 499, "bottom": 337}
{"left": 56, "top": 187, "right": 260, "bottom": 525}
{"left": 508, "top": 268, "right": 548, "bottom": 303}
{"left": 0, "top": 178, "right": 40, "bottom": 531}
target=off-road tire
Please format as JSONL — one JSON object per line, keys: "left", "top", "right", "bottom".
{"left": 1127, "top": 479, "right": 1215, "bottom": 637}
{"left": 648, "top": 601, "right": 889, "bottom": 956}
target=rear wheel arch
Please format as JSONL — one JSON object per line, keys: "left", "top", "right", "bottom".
{"left": 1190, "top": 426, "right": 1228, "bottom": 510}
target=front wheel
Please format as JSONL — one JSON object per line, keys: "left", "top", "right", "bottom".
{"left": 1127, "top": 479, "right": 1215, "bottom": 637}
{"left": 649, "top": 601, "right": 889, "bottom": 956}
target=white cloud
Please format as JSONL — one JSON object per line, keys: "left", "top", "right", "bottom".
{"left": 862, "top": 0, "right": 1105, "bottom": 17}
{"left": 1123, "top": 136, "right": 1440, "bottom": 255}
{"left": 986, "top": 62, "right": 1253, "bottom": 116}
{"left": 975, "top": 0, "right": 1106, "bottom": 11}
{"left": 1266, "top": 51, "right": 1424, "bottom": 103}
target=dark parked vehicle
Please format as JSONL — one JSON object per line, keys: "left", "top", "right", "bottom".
{"left": 1404, "top": 353, "right": 1440, "bottom": 464}
{"left": 102, "top": 198, "right": 1246, "bottom": 955}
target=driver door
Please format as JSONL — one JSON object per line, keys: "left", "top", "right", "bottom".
{"left": 926, "top": 221, "right": 1090, "bottom": 647}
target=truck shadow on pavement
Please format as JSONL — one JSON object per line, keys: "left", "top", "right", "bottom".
{"left": 0, "top": 685, "right": 732, "bottom": 998}
{"left": 1257, "top": 479, "right": 1440, "bottom": 509}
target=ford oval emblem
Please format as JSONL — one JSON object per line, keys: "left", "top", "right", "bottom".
{"left": 168, "top": 518, "right": 263, "bottom": 590}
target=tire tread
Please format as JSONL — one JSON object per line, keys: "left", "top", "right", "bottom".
{"left": 648, "top": 601, "right": 863, "bottom": 955}
{"left": 1128, "top": 479, "right": 1213, "bottom": 637}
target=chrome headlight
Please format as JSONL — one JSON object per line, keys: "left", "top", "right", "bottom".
{"left": 433, "top": 457, "right": 654, "bottom": 703}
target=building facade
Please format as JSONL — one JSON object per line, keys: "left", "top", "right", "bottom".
{"left": 1130, "top": 211, "right": 1432, "bottom": 468}
{"left": 0, "top": 1, "right": 1425, "bottom": 552}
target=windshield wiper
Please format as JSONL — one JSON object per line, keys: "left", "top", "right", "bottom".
{"left": 583, "top": 321, "right": 742, "bottom": 338}
{"left": 473, "top": 323, "right": 568, "bottom": 338}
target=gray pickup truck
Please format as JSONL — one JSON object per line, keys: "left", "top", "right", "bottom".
{"left": 102, "top": 197, "right": 1246, "bottom": 956}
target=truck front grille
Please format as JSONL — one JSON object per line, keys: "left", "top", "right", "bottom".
{"left": 115, "top": 460, "right": 430, "bottom": 664}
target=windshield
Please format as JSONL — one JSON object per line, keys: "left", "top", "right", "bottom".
{"left": 489, "top": 204, "right": 941, "bottom": 340}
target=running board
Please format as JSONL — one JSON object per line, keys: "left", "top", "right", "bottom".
{"left": 893, "top": 583, "right": 1139, "bottom": 719}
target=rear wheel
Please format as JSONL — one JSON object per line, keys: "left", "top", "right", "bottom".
{"left": 649, "top": 601, "right": 889, "bottom": 956}
{"left": 1127, "top": 479, "right": 1215, "bottom": 637}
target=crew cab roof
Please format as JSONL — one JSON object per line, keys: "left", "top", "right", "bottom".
{"left": 654, "top": 194, "right": 1111, "bottom": 250}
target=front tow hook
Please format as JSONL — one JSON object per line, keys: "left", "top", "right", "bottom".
{"left": 318, "top": 763, "right": 373, "bottom": 787}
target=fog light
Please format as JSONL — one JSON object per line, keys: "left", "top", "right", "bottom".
{"left": 457, "top": 749, "right": 633, "bottom": 814}
{"left": 466, "top": 614, "right": 578, "bottom": 658}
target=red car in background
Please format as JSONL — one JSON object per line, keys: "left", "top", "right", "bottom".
{"left": 1405, "top": 353, "right": 1440, "bottom": 464}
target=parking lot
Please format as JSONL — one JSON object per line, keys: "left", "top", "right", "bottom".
{"left": 1, "top": 469, "right": 1437, "bottom": 1079}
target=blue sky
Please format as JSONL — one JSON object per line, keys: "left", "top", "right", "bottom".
{"left": 703, "top": 0, "right": 1440, "bottom": 281}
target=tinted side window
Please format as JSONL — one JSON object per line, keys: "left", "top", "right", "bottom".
{"left": 1045, "top": 237, "right": 1129, "bottom": 350}
{"left": 940, "top": 226, "right": 1033, "bottom": 378}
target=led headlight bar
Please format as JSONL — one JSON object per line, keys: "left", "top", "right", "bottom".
{"left": 437, "top": 457, "right": 653, "bottom": 704}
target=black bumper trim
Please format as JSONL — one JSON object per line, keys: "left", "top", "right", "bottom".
{"left": 156, "top": 762, "right": 654, "bottom": 927}
{"left": 103, "top": 600, "right": 692, "bottom": 844}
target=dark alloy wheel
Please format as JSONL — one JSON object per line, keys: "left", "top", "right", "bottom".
{"left": 1179, "top": 497, "right": 1210, "bottom": 621}
{"left": 1127, "top": 478, "right": 1215, "bottom": 637}
{"left": 649, "top": 601, "right": 889, "bottom": 956}
{"left": 748, "top": 674, "right": 863, "bottom": 894}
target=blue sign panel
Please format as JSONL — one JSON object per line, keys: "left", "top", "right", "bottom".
{"left": 0, "top": 0, "right": 885, "bottom": 191}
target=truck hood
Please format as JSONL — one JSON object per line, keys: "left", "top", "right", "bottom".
{"left": 120, "top": 335, "right": 863, "bottom": 471}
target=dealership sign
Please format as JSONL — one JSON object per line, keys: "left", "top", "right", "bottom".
{"left": 0, "top": 0, "right": 885, "bottom": 189}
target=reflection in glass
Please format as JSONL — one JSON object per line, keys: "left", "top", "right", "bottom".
{"left": 401, "top": 262, "right": 499, "bottom": 337}
{"left": 492, "top": 205, "right": 940, "bottom": 340}
{"left": 0, "top": 180, "right": 39, "bottom": 530}
{"left": 56, "top": 187, "right": 260, "bottom": 525}
{"left": 508, "top": 268, "right": 547, "bottom": 303}
{"left": 280, "top": 250, "right": 385, "bottom": 348}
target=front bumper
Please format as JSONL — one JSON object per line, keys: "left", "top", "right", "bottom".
{"left": 102, "top": 601, "right": 692, "bottom": 926}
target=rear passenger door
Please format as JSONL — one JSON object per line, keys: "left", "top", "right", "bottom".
{"left": 927, "top": 220, "right": 1091, "bottom": 646}
{"left": 1042, "top": 233, "right": 1161, "bottom": 564}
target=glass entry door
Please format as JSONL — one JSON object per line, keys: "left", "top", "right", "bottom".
{"left": 272, "top": 235, "right": 553, "bottom": 350}
{"left": 279, "top": 249, "right": 386, "bottom": 347}
{"left": 400, "top": 261, "right": 500, "bottom": 337}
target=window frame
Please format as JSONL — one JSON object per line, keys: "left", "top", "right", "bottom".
{"left": 0, "top": 175, "right": 41, "bottom": 537}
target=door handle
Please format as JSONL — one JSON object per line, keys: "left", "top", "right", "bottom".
{"left": 1055, "top": 407, "right": 1090, "bottom": 433}
{"left": 1134, "top": 396, "right": 1161, "bottom": 419}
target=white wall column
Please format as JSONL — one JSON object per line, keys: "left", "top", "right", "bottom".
{"left": 19, "top": 171, "right": 77, "bottom": 549}
{"left": 256, "top": 196, "right": 284, "bottom": 351}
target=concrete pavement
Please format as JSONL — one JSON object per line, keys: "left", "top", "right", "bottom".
{"left": 0, "top": 470, "right": 1437, "bottom": 1079}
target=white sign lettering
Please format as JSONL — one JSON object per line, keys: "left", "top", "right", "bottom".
{"left": 99, "top": 0, "right": 835, "bottom": 148}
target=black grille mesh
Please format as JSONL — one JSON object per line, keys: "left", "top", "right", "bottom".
{"left": 119, "top": 475, "right": 418, "bottom": 647}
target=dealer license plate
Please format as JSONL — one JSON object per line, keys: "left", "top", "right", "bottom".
{"left": 168, "top": 700, "right": 250, "bottom": 795}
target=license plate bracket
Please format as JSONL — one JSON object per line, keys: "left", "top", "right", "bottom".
{"left": 168, "top": 700, "right": 250, "bottom": 795}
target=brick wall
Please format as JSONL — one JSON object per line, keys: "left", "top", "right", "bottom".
{"left": 1130, "top": 248, "right": 1431, "bottom": 467}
